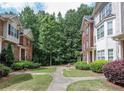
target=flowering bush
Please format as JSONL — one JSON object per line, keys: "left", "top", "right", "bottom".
{"left": 103, "top": 60, "right": 124, "bottom": 86}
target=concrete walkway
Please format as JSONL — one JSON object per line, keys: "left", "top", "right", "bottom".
{"left": 47, "top": 66, "right": 106, "bottom": 91}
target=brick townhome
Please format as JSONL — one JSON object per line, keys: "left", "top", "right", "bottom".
{"left": 81, "top": 16, "right": 96, "bottom": 63}
{"left": 0, "top": 14, "right": 33, "bottom": 61}
{"left": 81, "top": 2, "right": 124, "bottom": 62}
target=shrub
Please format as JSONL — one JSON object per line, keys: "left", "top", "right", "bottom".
{"left": 0, "top": 64, "right": 11, "bottom": 77}
{"left": 6, "top": 43, "right": 15, "bottom": 67}
{"left": 11, "top": 62, "right": 23, "bottom": 70}
{"left": 0, "top": 49, "right": 7, "bottom": 66}
{"left": 75, "top": 61, "right": 90, "bottom": 70}
{"left": 103, "top": 60, "right": 124, "bottom": 85}
{"left": 11, "top": 61, "right": 41, "bottom": 70}
{"left": 90, "top": 60, "right": 108, "bottom": 73}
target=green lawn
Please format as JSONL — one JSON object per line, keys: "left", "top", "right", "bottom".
{"left": 30, "top": 66, "right": 56, "bottom": 73}
{"left": 67, "top": 79, "right": 124, "bottom": 91}
{"left": 0, "top": 74, "right": 53, "bottom": 91}
{"left": 63, "top": 69, "right": 103, "bottom": 77}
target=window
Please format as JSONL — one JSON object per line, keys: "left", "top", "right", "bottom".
{"left": 101, "top": 8, "right": 105, "bottom": 20}
{"left": 97, "top": 25, "right": 104, "bottom": 39}
{"left": 101, "top": 25, "right": 104, "bottom": 38}
{"left": 97, "top": 28, "right": 100, "bottom": 39}
{"left": 97, "top": 51, "right": 101, "bottom": 60}
{"left": 108, "top": 49, "right": 113, "bottom": 60}
{"left": 101, "top": 50, "right": 105, "bottom": 60}
{"left": 99, "top": 3, "right": 112, "bottom": 21}
{"left": 107, "top": 21, "right": 113, "bottom": 35}
{"left": 97, "top": 50, "right": 105, "bottom": 60}
{"left": 8, "top": 24, "right": 18, "bottom": 39}
{"left": 106, "top": 3, "right": 112, "bottom": 16}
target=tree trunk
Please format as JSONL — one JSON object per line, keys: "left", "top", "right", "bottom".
{"left": 50, "top": 53, "right": 52, "bottom": 66}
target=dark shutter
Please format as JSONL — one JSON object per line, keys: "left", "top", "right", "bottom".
{"left": 8, "top": 24, "right": 11, "bottom": 35}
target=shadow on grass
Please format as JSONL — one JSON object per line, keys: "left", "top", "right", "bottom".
{"left": 0, "top": 74, "right": 33, "bottom": 89}
{"left": 31, "top": 67, "right": 48, "bottom": 71}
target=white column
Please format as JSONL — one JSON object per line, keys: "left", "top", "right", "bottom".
{"left": 0, "top": 38, "right": 2, "bottom": 53}
{"left": 19, "top": 48, "right": 21, "bottom": 61}
{"left": 92, "top": 50, "right": 94, "bottom": 62}
{"left": 25, "top": 49, "right": 26, "bottom": 60}
{"left": 86, "top": 52, "right": 89, "bottom": 64}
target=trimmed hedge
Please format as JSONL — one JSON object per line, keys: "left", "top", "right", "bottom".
{"left": 0, "top": 64, "right": 11, "bottom": 77}
{"left": 90, "top": 60, "right": 108, "bottom": 73}
{"left": 75, "top": 61, "right": 90, "bottom": 70}
{"left": 11, "top": 61, "right": 41, "bottom": 70}
{"left": 103, "top": 60, "right": 124, "bottom": 85}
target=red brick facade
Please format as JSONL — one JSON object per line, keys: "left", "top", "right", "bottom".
{"left": 2, "top": 40, "right": 20, "bottom": 61}
{"left": 81, "top": 16, "right": 95, "bottom": 63}
{"left": 19, "top": 35, "right": 32, "bottom": 61}
{"left": 0, "top": 15, "right": 32, "bottom": 61}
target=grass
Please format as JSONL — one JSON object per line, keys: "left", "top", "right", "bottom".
{"left": 63, "top": 68, "right": 103, "bottom": 77}
{"left": 30, "top": 66, "right": 56, "bottom": 73}
{"left": 0, "top": 74, "right": 53, "bottom": 91}
{"left": 67, "top": 79, "right": 124, "bottom": 91}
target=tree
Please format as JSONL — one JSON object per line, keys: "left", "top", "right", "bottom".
{"left": 0, "top": 49, "right": 7, "bottom": 65}
{"left": 60, "top": 4, "right": 93, "bottom": 63}
{"left": 20, "top": 6, "right": 40, "bottom": 63}
{"left": 6, "top": 43, "right": 14, "bottom": 67}
{"left": 38, "top": 13, "right": 61, "bottom": 65}
{"left": 19, "top": 4, "right": 93, "bottom": 65}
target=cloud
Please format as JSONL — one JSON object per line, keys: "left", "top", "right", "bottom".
{"left": 0, "top": 2, "right": 91, "bottom": 16}
{"left": 44, "top": 2, "right": 82, "bottom": 16}
{"left": 0, "top": 2, "right": 45, "bottom": 14}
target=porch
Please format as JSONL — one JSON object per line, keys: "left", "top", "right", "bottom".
{"left": 81, "top": 47, "right": 96, "bottom": 63}
{"left": 113, "top": 34, "right": 124, "bottom": 60}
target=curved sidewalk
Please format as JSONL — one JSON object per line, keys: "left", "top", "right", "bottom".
{"left": 47, "top": 66, "right": 105, "bottom": 91}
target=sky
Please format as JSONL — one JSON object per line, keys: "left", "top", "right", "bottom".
{"left": 0, "top": 2, "right": 92, "bottom": 16}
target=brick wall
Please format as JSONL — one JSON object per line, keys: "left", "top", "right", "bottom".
{"left": 82, "top": 21, "right": 94, "bottom": 51}
{"left": 90, "top": 23, "right": 94, "bottom": 47}
{"left": 19, "top": 35, "right": 32, "bottom": 61}
{"left": 2, "top": 40, "right": 19, "bottom": 61}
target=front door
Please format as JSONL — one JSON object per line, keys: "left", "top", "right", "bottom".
{"left": 21, "top": 49, "right": 25, "bottom": 60}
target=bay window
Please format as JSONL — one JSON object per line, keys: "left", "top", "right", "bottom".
{"left": 99, "top": 3, "right": 112, "bottom": 21}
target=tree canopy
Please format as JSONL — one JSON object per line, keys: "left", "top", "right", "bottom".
{"left": 20, "top": 4, "right": 93, "bottom": 65}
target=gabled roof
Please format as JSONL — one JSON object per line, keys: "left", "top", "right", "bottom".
{"left": 83, "top": 15, "right": 93, "bottom": 22}
{"left": 80, "top": 15, "right": 94, "bottom": 32}
{"left": 0, "top": 14, "right": 22, "bottom": 27}
{"left": 0, "top": 14, "right": 17, "bottom": 19}
{"left": 20, "top": 28, "right": 33, "bottom": 41}
{"left": 92, "top": 2, "right": 108, "bottom": 17}
{"left": 0, "top": 14, "right": 33, "bottom": 40}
